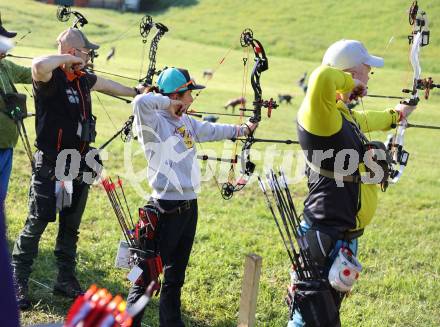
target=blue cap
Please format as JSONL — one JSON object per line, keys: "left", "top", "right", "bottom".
{"left": 156, "top": 67, "right": 205, "bottom": 94}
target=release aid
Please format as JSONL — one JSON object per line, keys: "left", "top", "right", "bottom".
{"left": 328, "top": 248, "right": 362, "bottom": 293}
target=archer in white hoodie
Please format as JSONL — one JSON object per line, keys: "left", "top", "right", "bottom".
{"left": 127, "top": 67, "right": 257, "bottom": 327}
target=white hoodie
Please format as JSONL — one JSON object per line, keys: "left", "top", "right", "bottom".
{"left": 132, "top": 92, "right": 245, "bottom": 200}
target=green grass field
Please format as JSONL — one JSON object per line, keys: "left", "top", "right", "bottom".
{"left": 3, "top": 0, "right": 440, "bottom": 326}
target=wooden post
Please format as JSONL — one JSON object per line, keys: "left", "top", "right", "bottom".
{"left": 237, "top": 253, "right": 262, "bottom": 327}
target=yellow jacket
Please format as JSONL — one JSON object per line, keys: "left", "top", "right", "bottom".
{"left": 297, "top": 65, "right": 398, "bottom": 231}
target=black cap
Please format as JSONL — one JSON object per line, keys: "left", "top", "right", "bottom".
{"left": 0, "top": 13, "right": 17, "bottom": 38}
{"left": 178, "top": 68, "right": 205, "bottom": 91}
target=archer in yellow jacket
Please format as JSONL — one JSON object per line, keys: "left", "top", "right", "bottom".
{"left": 289, "top": 40, "right": 416, "bottom": 327}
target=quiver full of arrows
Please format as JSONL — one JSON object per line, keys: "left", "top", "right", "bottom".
{"left": 102, "top": 178, "right": 162, "bottom": 295}
{"left": 259, "top": 171, "right": 340, "bottom": 326}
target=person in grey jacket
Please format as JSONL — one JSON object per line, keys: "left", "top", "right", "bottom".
{"left": 127, "top": 67, "right": 257, "bottom": 327}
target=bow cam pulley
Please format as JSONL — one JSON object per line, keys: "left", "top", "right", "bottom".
{"left": 140, "top": 15, "right": 154, "bottom": 43}
{"left": 56, "top": 5, "right": 88, "bottom": 29}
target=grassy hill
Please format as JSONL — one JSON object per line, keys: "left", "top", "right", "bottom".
{"left": 3, "top": 0, "right": 440, "bottom": 326}
{"left": 3, "top": 0, "right": 440, "bottom": 71}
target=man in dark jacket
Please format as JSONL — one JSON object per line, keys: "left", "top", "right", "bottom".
{"left": 11, "top": 27, "right": 144, "bottom": 310}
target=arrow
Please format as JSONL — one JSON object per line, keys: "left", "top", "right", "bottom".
{"left": 366, "top": 94, "right": 405, "bottom": 100}
{"left": 231, "top": 137, "right": 299, "bottom": 145}
{"left": 406, "top": 122, "right": 440, "bottom": 130}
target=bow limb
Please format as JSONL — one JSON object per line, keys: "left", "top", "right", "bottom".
{"left": 221, "top": 137, "right": 256, "bottom": 199}
{"left": 98, "top": 17, "right": 168, "bottom": 151}
{"left": 142, "top": 22, "right": 168, "bottom": 86}
{"left": 240, "top": 28, "right": 275, "bottom": 124}
{"left": 408, "top": 29, "right": 423, "bottom": 105}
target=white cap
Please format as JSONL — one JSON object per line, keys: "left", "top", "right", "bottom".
{"left": 322, "top": 39, "right": 384, "bottom": 70}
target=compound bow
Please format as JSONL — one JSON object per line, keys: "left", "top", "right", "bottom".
{"left": 385, "top": 1, "right": 439, "bottom": 184}
{"left": 219, "top": 29, "right": 279, "bottom": 199}
{"left": 189, "top": 29, "right": 300, "bottom": 199}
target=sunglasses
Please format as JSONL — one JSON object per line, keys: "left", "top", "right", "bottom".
{"left": 74, "top": 48, "right": 94, "bottom": 57}
{"left": 74, "top": 48, "right": 98, "bottom": 63}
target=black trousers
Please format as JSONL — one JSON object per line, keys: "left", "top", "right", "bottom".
{"left": 12, "top": 169, "right": 89, "bottom": 281}
{"left": 127, "top": 199, "right": 198, "bottom": 327}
